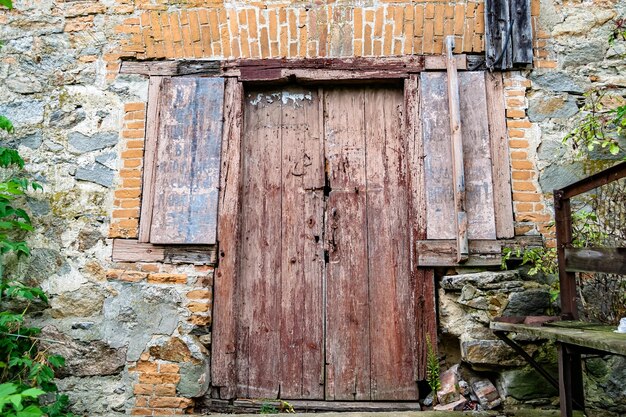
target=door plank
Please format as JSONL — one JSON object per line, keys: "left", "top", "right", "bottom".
{"left": 238, "top": 88, "right": 283, "bottom": 399}
{"left": 421, "top": 72, "right": 455, "bottom": 240}
{"left": 150, "top": 77, "right": 224, "bottom": 244}
{"left": 364, "top": 88, "right": 418, "bottom": 400}
{"left": 300, "top": 88, "right": 326, "bottom": 400}
{"left": 279, "top": 87, "right": 324, "bottom": 399}
{"left": 211, "top": 79, "right": 243, "bottom": 399}
{"left": 485, "top": 72, "right": 515, "bottom": 238}
{"left": 458, "top": 72, "right": 497, "bottom": 240}
{"left": 324, "top": 88, "right": 371, "bottom": 401}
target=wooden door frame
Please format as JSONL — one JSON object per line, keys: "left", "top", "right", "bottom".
{"left": 116, "top": 56, "right": 532, "bottom": 400}
{"left": 200, "top": 58, "right": 441, "bottom": 400}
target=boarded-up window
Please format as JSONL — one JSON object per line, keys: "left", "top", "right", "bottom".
{"left": 417, "top": 71, "right": 513, "bottom": 264}
{"left": 139, "top": 76, "right": 225, "bottom": 245}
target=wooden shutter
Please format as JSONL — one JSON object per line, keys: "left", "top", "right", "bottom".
{"left": 139, "top": 76, "right": 225, "bottom": 245}
{"left": 419, "top": 71, "right": 513, "bottom": 265}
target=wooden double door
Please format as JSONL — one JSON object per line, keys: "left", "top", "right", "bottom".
{"left": 234, "top": 84, "right": 427, "bottom": 401}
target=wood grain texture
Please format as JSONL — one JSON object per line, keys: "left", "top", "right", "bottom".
{"left": 511, "top": 0, "right": 533, "bottom": 65}
{"left": 238, "top": 86, "right": 283, "bottom": 399}
{"left": 111, "top": 239, "right": 217, "bottom": 264}
{"left": 564, "top": 247, "right": 626, "bottom": 275}
{"left": 150, "top": 77, "right": 225, "bottom": 244}
{"left": 485, "top": 72, "right": 514, "bottom": 238}
{"left": 279, "top": 87, "right": 324, "bottom": 400}
{"left": 421, "top": 72, "right": 455, "bottom": 240}
{"left": 405, "top": 76, "right": 436, "bottom": 381}
{"left": 138, "top": 76, "right": 164, "bottom": 243}
{"left": 458, "top": 71, "right": 497, "bottom": 240}
{"left": 445, "top": 37, "right": 469, "bottom": 262}
{"left": 324, "top": 88, "right": 371, "bottom": 401}
{"left": 365, "top": 88, "right": 418, "bottom": 400}
{"left": 485, "top": 0, "right": 512, "bottom": 70}
{"left": 211, "top": 79, "right": 243, "bottom": 400}
{"left": 416, "top": 240, "right": 502, "bottom": 266}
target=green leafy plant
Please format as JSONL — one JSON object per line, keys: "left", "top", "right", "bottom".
{"left": 259, "top": 401, "right": 278, "bottom": 414}
{"left": 609, "top": 18, "right": 626, "bottom": 47}
{"left": 563, "top": 89, "right": 625, "bottom": 159}
{"left": 0, "top": 383, "right": 45, "bottom": 417}
{"left": 425, "top": 335, "right": 440, "bottom": 405}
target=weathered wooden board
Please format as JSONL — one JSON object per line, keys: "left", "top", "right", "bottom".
{"left": 138, "top": 76, "right": 164, "bottom": 243}
{"left": 211, "top": 79, "right": 243, "bottom": 399}
{"left": 445, "top": 37, "right": 469, "bottom": 262}
{"left": 405, "top": 76, "right": 437, "bottom": 381}
{"left": 279, "top": 87, "right": 324, "bottom": 400}
{"left": 111, "top": 239, "right": 217, "bottom": 264}
{"left": 565, "top": 247, "right": 626, "bottom": 275}
{"left": 422, "top": 71, "right": 501, "bottom": 242}
{"left": 237, "top": 86, "right": 283, "bottom": 399}
{"left": 459, "top": 72, "right": 497, "bottom": 240}
{"left": 149, "top": 77, "right": 224, "bottom": 244}
{"left": 485, "top": 0, "right": 512, "bottom": 70}
{"left": 511, "top": 0, "right": 533, "bottom": 65}
{"left": 421, "top": 72, "right": 455, "bottom": 240}
{"left": 324, "top": 88, "right": 371, "bottom": 401}
{"left": 485, "top": 72, "right": 515, "bottom": 239}
{"left": 416, "top": 240, "right": 502, "bottom": 266}
{"left": 120, "top": 60, "right": 221, "bottom": 76}
{"left": 364, "top": 87, "right": 419, "bottom": 400}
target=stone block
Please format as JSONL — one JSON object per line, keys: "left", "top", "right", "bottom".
{"left": 75, "top": 162, "right": 115, "bottom": 188}
{"left": 69, "top": 131, "right": 119, "bottom": 154}
{"left": 471, "top": 379, "right": 502, "bottom": 410}
{"left": 437, "top": 364, "right": 461, "bottom": 405}
{"left": 503, "top": 288, "right": 551, "bottom": 317}
{"left": 441, "top": 270, "right": 521, "bottom": 291}
{"left": 0, "top": 100, "right": 45, "bottom": 127}
{"left": 528, "top": 94, "right": 579, "bottom": 122}
{"left": 433, "top": 396, "right": 467, "bottom": 411}
{"left": 498, "top": 367, "right": 559, "bottom": 401}
{"left": 461, "top": 339, "right": 527, "bottom": 368}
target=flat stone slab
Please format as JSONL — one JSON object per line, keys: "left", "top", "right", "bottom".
{"left": 166, "top": 410, "right": 566, "bottom": 417}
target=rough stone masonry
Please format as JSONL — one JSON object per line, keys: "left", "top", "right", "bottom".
{"left": 0, "top": 0, "right": 624, "bottom": 416}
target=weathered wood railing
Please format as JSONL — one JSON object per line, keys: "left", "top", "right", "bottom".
{"left": 554, "top": 161, "right": 626, "bottom": 320}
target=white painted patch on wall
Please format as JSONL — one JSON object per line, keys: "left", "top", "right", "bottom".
{"left": 248, "top": 91, "right": 313, "bottom": 107}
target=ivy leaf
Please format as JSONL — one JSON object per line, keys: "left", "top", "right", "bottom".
{"left": 609, "top": 142, "right": 620, "bottom": 155}
{"left": 0, "top": 0, "right": 13, "bottom": 10}
{"left": 0, "top": 115, "right": 14, "bottom": 132}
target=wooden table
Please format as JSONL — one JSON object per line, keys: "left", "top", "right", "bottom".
{"left": 491, "top": 320, "right": 626, "bottom": 417}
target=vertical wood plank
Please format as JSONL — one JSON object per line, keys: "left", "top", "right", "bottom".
{"left": 485, "top": 72, "right": 515, "bottom": 238}
{"left": 238, "top": 88, "right": 283, "bottom": 399}
{"left": 150, "top": 77, "right": 225, "bottom": 244}
{"left": 421, "top": 72, "right": 455, "bottom": 240}
{"left": 324, "top": 88, "right": 371, "bottom": 401}
{"left": 485, "top": 0, "right": 512, "bottom": 70}
{"left": 406, "top": 76, "right": 437, "bottom": 381}
{"left": 211, "top": 78, "right": 243, "bottom": 400}
{"left": 445, "top": 37, "right": 469, "bottom": 262}
{"left": 300, "top": 87, "right": 326, "bottom": 400}
{"left": 511, "top": 0, "right": 533, "bottom": 65}
{"left": 365, "top": 87, "right": 418, "bottom": 400}
{"left": 458, "top": 71, "right": 496, "bottom": 240}
{"left": 279, "top": 87, "right": 324, "bottom": 400}
{"left": 138, "top": 76, "right": 164, "bottom": 243}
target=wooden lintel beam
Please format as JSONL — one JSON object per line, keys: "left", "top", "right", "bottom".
{"left": 111, "top": 239, "right": 217, "bottom": 265}
{"left": 445, "top": 36, "right": 469, "bottom": 263}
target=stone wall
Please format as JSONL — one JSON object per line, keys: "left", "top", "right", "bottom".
{"left": 0, "top": 0, "right": 624, "bottom": 415}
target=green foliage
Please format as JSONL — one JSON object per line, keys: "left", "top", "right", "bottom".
{"left": 0, "top": 383, "right": 45, "bottom": 417}
{"left": 0, "top": 0, "right": 12, "bottom": 10}
{"left": 259, "top": 402, "right": 278, "bottom": 414}
{"left": 563, "top": 89, "right": 626, "bottom": 159}
{"left": 425, "top": 335, "right": 440, "bottom": 404}
{"left": 608, "top": 18, "right": 626, "bottom": 47}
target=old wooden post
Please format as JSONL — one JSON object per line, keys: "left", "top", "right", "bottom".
{"left": 445, "top": 36, "right": 469, "bottom": 263}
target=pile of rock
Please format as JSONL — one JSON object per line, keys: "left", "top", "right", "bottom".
{"left": 425, "top": 364, "right": 502, "bottom": 411}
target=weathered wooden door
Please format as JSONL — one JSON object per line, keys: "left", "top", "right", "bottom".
{"left": 235, "top": 84, "right": 427, "bottom": 401}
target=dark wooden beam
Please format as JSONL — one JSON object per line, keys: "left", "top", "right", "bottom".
{"left": 511, "top": 0, "right": 533, "bottom": 65}
{"left": 119, "top": 60, "right": 221, "bottom": 76}
{"left": 557, "top": 161, "right": 626, "bottom": 199}
{"left": 565, "top": 247, "right": 626, "bottom": 275}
